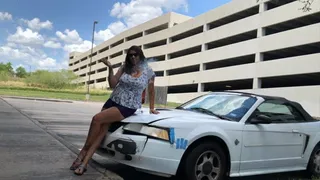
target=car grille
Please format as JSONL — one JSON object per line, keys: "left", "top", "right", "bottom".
{"left": 108, "top": 122, "right": 127, "bottom": 132}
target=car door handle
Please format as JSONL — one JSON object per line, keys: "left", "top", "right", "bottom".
{"left": 292, "top": 129, "right": 299, "bottom": 133}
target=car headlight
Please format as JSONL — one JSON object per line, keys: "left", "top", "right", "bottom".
{"left": 123, "top": 123, "right": 170, "bottom": 141}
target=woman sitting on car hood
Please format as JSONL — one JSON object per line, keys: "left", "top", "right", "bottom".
{"left": 70, "top": 45, "right": 159, "bottom": 175}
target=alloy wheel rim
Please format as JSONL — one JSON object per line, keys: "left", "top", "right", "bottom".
{"left": 195, "top": 150, "right": 221, "bottom": 180}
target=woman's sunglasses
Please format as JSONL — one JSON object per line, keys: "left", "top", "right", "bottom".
{"left": 128, "top": 53, "right": 138, "bottom": 57}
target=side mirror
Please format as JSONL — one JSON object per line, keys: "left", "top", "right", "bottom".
{"left": 250, "top": 114, "right": 272, "bottom": 124}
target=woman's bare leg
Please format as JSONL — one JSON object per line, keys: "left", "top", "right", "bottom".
{"left": 74, "top": 124, "right": 109, "bottom": 174}
{"left": 81, "top": 108, "right": 107, "bottom": 150}
{"left": 74, "top": 107, "right": 124, "bottom": 174}
{"left": 70, "top": 108, "right": 107, "bottom": 169}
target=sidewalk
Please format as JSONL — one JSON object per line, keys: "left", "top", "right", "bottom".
{"left": 0, "top": 98, "right": 104, "bottom": 180}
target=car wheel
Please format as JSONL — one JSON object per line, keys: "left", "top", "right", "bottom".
{"left": 182, "top": 142, "right": 227, "bottom": 180}
{"left": 307, "top": 144, "right": 320, "bottom": 178}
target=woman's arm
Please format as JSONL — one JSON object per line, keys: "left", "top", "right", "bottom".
{"left": 148, "top": 77, "right": 159, "bottom": 114}
{"left": 108, "top": 66, "right": 123, "bottom": 89}
{"left": 146, "top": 65, "right": 159, "bottom": 114}
{"left": 102, "top": 58, "right": 123, "bottom": 89}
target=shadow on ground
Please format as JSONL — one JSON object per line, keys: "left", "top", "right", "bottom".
{"left": 100, "top": 162, "right": 311, "bottom": 180}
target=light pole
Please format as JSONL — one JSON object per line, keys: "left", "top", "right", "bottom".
{"left": 86, "top": 20, "right": 98, "bottom": 101}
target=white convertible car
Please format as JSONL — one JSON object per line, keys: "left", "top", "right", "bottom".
{"left": 97, "top": 91, "right": 320, "bottom": 180}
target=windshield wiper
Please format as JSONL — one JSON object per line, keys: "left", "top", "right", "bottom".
{"left": 210, "top": 113, "right": 234, "bottom": 121}
{"left": 189, "top": 107, "right": 234, "bottom": 121}
{"left": 189, "top": 107, "right": 214, "bottom": 116}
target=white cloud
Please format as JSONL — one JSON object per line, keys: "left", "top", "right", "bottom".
{"left": 89, "top": 0, "right": 188, "bottom": 45}
{"left": 0, "top": 12, "right": 12, "bottom": 21}
{"left": 36, "top": 57, "right": 68, "bottom": 70}
{"left": 108, "top": 21, "right": 127, "bottom": 35}
{"left": 55, "top": 29, "right": 95, "bottom": 53}
{"left": 1, "top": 15, "right": 69, "bottom": 71}
{"left": 56, "top": 29, "right": 83, "bottom": 44}
{"left": 63, "top": 40, "right": 94, "bottom": 53}
{"left": 37, "top": 58, "right": 67, "bottom": 70}
{"left": 38, "top": 57, "right": 56, "bottom": 68}
{"left": 94, "top": 29, "right": 114, "bottom": 43}
{"left": 21, "top": 18, "right": 53, "bottom": 31}
{"left": 44, "top": 41, "right": 61, "bottom": 49}
{"left": 7, "top": 26, "right": 45, "bottom": 46}
{"left": 57, "top": 0, "right": 188, "bottom": 54}
{"left": 110, "top": 0, "right": 188, "bottom": 28}
{"left": 110, "top": 1, "right": 162, "bottom": 28}
{"left": 0, "top": 44, "right": 65, "bottom": 71}
{"left": 0, "top": 46, "right": 30, "bottom": 60}
{"left": 93, "top": 21, "right": 128, "bottom": 43}
{"left": 6, "top": 42, "right": 17, "bottom": 48}
{"left": 0, "top": 0, "right": 189, "bottom": 71}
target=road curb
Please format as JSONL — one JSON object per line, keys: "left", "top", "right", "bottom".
{"left": 0, "top": 95, "right": 74, "bottom": 103}
{"left": 0, "top": 97, "right": 123, "bottom": 180}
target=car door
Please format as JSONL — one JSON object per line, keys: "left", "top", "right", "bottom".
{"left": 240, "top": 99, "right": 307, "bottom": 174}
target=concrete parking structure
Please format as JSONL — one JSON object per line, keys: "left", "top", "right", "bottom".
{"left": 68, "top": 0, "right": 320, "bottom": 117}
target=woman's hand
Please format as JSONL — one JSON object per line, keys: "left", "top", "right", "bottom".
{"left": 149, "top": 109, "right": 159, "bottom": 114}
{"left": 102, "top": 58, "right": 112, "bottom": 68}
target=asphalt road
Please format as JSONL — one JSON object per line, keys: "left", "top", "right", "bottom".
{"left": 0, "top": 97, "right": 106, "bottom": 180}
{"left": 0, "top": 97, "right": 312, "bottom": 180}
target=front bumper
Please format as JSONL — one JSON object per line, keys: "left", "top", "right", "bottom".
{"left": 105, "top": 138, "right": 137, "bottom": 155}
{"left": 97, "top": 124, "right": 182, "bottom": 176}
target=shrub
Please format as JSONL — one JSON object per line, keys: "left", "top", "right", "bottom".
{"left": 0, "top": 71, "right": 11, "bottom": 81}
{"left": 25, "top": 70, "right": 81, "bottom": 89}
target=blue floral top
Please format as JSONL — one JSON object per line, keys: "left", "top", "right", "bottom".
{"left": 110, "top": 61, "right": 155, "bottom": 110}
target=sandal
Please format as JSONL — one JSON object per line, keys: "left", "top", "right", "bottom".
{"left": 74, "top": 164, "right": 87, "bottom": 176}
{"left": 70, "top": 150, "right": 87, "bottom": 170}
{"left": 69, "top": 157, "right": 82, "bottom": 170}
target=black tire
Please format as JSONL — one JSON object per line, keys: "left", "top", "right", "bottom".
{"left": 306, "top": 144, "right": 320, "bottom": 178}
{"left": 181, "top": 142, "right": 228, "bottom": 180}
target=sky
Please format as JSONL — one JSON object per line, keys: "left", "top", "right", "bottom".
{"left": 0, "top": 0, "right": 231, "bottom": 72}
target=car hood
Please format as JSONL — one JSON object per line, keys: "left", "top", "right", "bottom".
{"left": 121, "top": 107, "right": 220, "bottom": 124}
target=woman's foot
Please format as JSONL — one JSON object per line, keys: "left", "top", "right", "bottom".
{"left": 69, "top": 157, "right": 82, "bottom": 170}
{"left": 69, "top": 150, "right": 87, "bottom": 170}
{"left": 74, "top": 164, "right": 87, "bottom": 176}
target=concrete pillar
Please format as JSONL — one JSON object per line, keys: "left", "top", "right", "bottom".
{"left": 166, "top": 54, "right": 170, "bottom": 60}
{"left": 257, "top": 27, "right": 266, "bottom": 38}
{"left": 254, "top": 53, "right": 263, "bottom": 89}
{"left": 200, "top": 63, "right": 206, "bottom": 71}
{"left": 201, "top": 44, "right": 207, "bottom": 51}
{"left": 259, "top": 1, "right": 268, "bottom": 13}
{"left": 203, "top": 24, "right": 208, "bottom": 32}
{"left": 253, "top": 78, "right": 261, "bottom": 89}
{"left": 198, "top": 83, "right": 204, "bottom": 92}
{"left": 164, "top": 70, "right": 169, "bottom": 77}
{"left": 257, "top": 1, "right": 267, "bottom": 38}
{"left": 255, "top": 52, "right": 264, "bottom": 63}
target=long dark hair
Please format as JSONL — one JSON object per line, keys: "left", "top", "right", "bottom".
{"left": 123, "top": 45, "right": 146, "bottom": 74}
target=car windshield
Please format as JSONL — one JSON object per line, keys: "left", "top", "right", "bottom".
{"left": 177, "top": 93, "right": 257, "bottom": 121}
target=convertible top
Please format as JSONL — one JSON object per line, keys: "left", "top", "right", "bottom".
{"left": 179, "top": 90, "right": 316, "bottom": 121}
{"left": 220, "top": 90, "right": 316, "bottom": 121}
{"left": 214, "top": 90, "right": 288, "bottom": 101}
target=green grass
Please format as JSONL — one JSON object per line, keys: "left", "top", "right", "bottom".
{"left": 0, "top": 86, "right": 180, "bottom": 108}
{"left": 0, "top": 88, "right": 110, "bottom": 102}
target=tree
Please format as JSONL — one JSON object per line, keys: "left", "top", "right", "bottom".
{"left": 16, "top": 66, "right": 28, "bottom": 78}
{"left": 257, "top": 0, "right": 316, "bottom": 12}
{"left": 0, "top": 62, "right": 14, "bottom": 75}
